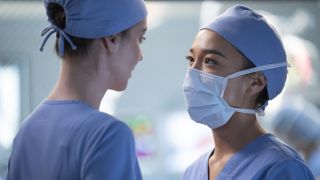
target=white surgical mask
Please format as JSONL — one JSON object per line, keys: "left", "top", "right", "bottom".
{"left": 183, "top": 62, "right": 287, "bottom": 129}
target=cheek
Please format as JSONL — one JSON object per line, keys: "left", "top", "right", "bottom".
{"left": 133, "top": 42, "right": 141, "bottom": 60}
{"left": 117, "top": 44, "right": 140, "bottom": 74}
{"left": 126, "top": 42, "right": 140, "bottom": 63}
{"left": 120, "top": 44, "right": 138, "bottom": 65}
{"left": 223, "top": 78, "right": 246, "bottom": 106}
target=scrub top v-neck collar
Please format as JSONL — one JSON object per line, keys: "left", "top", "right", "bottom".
{"left": 207, "top": 133, "right": 273, "bottom": 180}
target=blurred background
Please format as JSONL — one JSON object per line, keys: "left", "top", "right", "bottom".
{"left": 0, "top": 0, "right": 320, "bottom": 179}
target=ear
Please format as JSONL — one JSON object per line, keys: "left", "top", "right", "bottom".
{"left": 246, "top": 72, "right": 267, "bottom": 96}
{"left": 100, "top": 35, "right": 121, "bottom": 54}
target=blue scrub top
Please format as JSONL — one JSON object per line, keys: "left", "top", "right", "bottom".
{"left": 308, "top": 147, "right": 320, "bottom": 178}
{"left": 182, "top": 134, "right": 315, "bottom": 180}
{"left": 6, "top": 100, "right": 142, "bottom": 180}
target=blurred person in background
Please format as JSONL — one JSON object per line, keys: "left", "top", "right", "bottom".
{"left": 272, "top": 96, "right": 320, "bottom": 179}
{"left": 6, "top": 0, "right": 147, "bottom": 179}
{"left": 182, "top": 5, "right": 314, "bottom": 180}
{"left": 0, "top": 145, "right": 8, "bottom": 179}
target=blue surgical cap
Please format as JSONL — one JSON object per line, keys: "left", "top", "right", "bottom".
{"left": 40, "top": 0, "right": 148, "bottom": 56}
{"left": 201, "top": 5, "right": 287, "bottom": 100}
{"left": 272, "top": 96, "right": 320, "bottom": 146}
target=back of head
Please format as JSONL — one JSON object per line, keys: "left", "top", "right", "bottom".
{"left": 40, "top": 0, "right": 148, "bottom": 57}
{"left": 46, "top": 3, "right": 94, "bottom": 58}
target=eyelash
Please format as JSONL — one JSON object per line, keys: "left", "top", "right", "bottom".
{"left": 185, "top": 56, "right": 218, "bottom": 66}
{"left": 204, "top": 58, "right": 218, "bottom": 66}
{"left": 139, "top": 36, "right": 146, "bottom": 44}
{"left": 185, "top": 56, "right": 194, "bottom": 63}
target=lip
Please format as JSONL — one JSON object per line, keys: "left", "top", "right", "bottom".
{"left": 129, "top": 64, "right": 138, "bottom": 78}
{"left": 129, "top": 69, "right": 134, "bottom": 78}
{"left": 130, "top": 67, "right": 135, "bottom": 75}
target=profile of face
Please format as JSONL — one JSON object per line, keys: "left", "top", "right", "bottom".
{"left": 105, "top": 18, "right": 147, "bottom": 91}
{"left": 186, "top": 29, "right": 265, "bottom": 109}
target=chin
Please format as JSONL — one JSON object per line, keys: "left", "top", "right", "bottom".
{"left": 112, "top": 81, "right": 128, "bottom": 92}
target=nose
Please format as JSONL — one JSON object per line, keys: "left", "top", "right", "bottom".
{"left": 191, "top": 59, "right": 202, "bottom": 71}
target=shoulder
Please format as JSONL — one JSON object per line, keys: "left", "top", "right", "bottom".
{"left": 265, "top": 159, "right": 315, "bottom": 180}
{"left": 70, "top": 107, "right": 132, "bottom": 135}
{"left": 84, "top": 111, "right": 134, "bottom": 144}
{"left": 82, "top": 112, "right": 135, "bottom": 171}
{"left": 258, "top": 134, "right": 305, "bottom": 163}
{"left": 257, "top": 135, "right": 314, "bottom": 179}
{"left": 182, "top": 151, "right": 211, "bottom": 180}
{"left": 80, "top": 113, "right": 140, "bottom": 179}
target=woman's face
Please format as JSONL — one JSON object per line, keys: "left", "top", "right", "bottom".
{"left": 110, "top": 18, "right": 147, "bottom": 91}
{"left": 186, "top": 29, "right": 254, "bottom": 109}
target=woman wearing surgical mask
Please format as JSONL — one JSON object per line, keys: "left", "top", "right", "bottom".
{"left": 6, "top": 0, "right": 147, "bottom": 179}
{"left": 182, "top": 5, "right": 314, "bottom": 180}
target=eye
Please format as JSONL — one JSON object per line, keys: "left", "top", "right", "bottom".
{"left": 204, "top": 58, "right": 218, "bottom": 66}
{"left": 139, "top": 36, "right": 146, "bottom": 44}
{"left": 185, "top": 56, "right": 195, "bottom": 64}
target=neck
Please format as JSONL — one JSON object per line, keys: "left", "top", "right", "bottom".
{"left": 48, "top": 57, "right": 110, "bottom": 110}
{"left": 211, "top": 113, "right": 265, "bottom": 160}
{"left": 303, "top": 143, "right": 317, "bottom": 160}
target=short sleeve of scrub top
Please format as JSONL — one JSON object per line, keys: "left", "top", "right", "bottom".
{"left": 265, "top": 159, "right": 315, "bottom": 180}
{"left": 82, "top": 120, "right": 141, "bottom": 180}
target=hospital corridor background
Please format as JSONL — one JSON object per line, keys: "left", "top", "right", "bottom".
{"left": 0, "top": 0, "right": 320, "bottom": 179}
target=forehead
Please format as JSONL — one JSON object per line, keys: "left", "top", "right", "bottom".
{"left": 192, "top": 29, "right": 250, "bottom": 60}
{"left": 130, "top": 18, "right": 147, "bottom": 34}
{"left": 190, "top": 29, "right": 251, "bottom": 72}
{"left": 192, "top": 30, "right": 237, "bottom": 56}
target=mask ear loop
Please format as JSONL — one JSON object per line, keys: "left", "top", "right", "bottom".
{"left": 227, "top": 62, "right": 288, "bottom": 79}
{"left": 256, "top": 107, "right": 265, "bottom": 116}
{"left": 223, "top": 62, "right": 289, "bottom": 115}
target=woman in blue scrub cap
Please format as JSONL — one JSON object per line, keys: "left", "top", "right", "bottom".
{"left": 182, "top": 5, "right": 315, "bottom": 180}
{"left": 6, "top": 0, "right": 147, "bottom": 179}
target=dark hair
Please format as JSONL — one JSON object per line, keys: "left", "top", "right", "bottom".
{"left": 47, "top": 3, "right": 95, "bottom": 57}
{"left": 239, "top": 51, "right": 269, "bottom": 109}
{"left": 47, "top": 3, "right": 129, "bottom": 58}
{"left": 256, "top": 84, "right": 268, "bottom": 108}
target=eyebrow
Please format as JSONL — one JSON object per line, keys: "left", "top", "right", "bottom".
{"left": 189, "top": 48, "right": 226, "bottom": 58}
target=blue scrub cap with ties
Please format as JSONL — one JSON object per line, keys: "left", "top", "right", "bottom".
{"left": 201, "top": 5, "right": 288, "bottom": 101}
{"left": 40, "top": 0, "right": 148, "bottom": 57}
